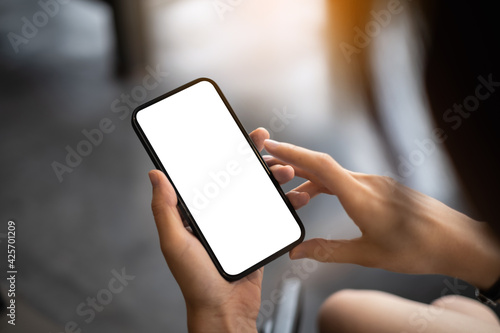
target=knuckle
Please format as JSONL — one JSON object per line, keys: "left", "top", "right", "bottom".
{"left": 380, "top": 175, "right": 395, "bottom": 184}
{"left": 380, "top": 175, "right": 399, "bottom": 189}
{"left": 151, "top": 201, "right": 166, "bottom": 219}
{"left": 315, "top": 152, "right": 335, "bottom": 171}
{"left": 317, "top": 152, "right": 333, "bottom": 164}
{"left": 361, "top": 174, "right": 399, "bottom": 192}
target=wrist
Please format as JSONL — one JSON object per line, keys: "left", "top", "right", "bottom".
{"left": 187, "top": 304, "right": 257, "bottom": 333}
{"left": 439, "top": 216, "right": 500, "bottom": 290}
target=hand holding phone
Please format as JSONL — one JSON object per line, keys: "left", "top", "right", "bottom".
{"left": 146, "top": 127, "right": 305, "bottom": 332}
{"left": 132, "top": 78, "right": 305, "bottom": 280}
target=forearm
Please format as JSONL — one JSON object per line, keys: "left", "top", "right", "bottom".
{"left": 435, "top": 213, "right": 500, "bottom": 291}
{"left": 187, "top": 306, "right": 257, "bottom": 333}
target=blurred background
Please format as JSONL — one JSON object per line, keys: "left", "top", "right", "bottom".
{"left": 0, "top": 0, "right": 498, "bottom": 332}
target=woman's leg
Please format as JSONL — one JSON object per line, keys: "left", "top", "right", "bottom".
{"left": 430, "top": 295, "right": 499, "bottom": 325}
{"left": 318, "top": 289, "right": 500, "bottom": 333}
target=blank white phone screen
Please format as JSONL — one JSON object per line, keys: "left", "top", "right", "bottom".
{"left": 136, "top": 80, "right": 302, "bottom": 276}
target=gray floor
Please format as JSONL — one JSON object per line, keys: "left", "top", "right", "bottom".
{"left": 1, "top": 1, "right": 497, "bottom": 332}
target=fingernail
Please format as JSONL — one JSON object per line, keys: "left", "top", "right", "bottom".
{"left": 290, "top": 248, "right": 306, "bottom": 260}
{"left": 263, "top": 155, "right": 272, "bottom": 161}
{"left": 148, "top": 171, "right": 159, "bottom": 187}
{"left": 264, "top": 139, "right": 280, "bottom": 149}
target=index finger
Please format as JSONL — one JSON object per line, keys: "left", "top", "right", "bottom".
{"left": 263, "top": 139, "right": 357, "bottom": 197}
{"left": 249, "top": 127, "right": 270, "bottom": 151}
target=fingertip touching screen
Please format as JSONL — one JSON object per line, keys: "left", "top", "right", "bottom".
{"left": 134, "top": 79, "right": 304, "bottom": 279}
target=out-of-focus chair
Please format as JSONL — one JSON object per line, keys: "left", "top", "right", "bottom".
{"left": 259, "top": 278, "right": 304, "bottom": 333}
{"left": 101, "top": 0, "right": 150, "bottom": 76}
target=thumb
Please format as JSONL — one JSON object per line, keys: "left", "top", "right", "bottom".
{"left": 148, "top": 170, "right": 186, "bottom": 249}
{"left": 289, "top": 238, "right": 367, "bottom": 264}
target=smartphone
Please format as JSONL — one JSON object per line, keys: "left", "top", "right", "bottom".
{"left": 132, "top": 78, "right": 304, "bottom": 281}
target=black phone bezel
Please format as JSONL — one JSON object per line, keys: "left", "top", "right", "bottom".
{"left": 131, "top": 77, "right": 305, "bottom": 281}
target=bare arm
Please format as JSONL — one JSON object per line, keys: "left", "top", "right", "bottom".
{"left": 263, "top": 139, "right": 500, "bottom": 291}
